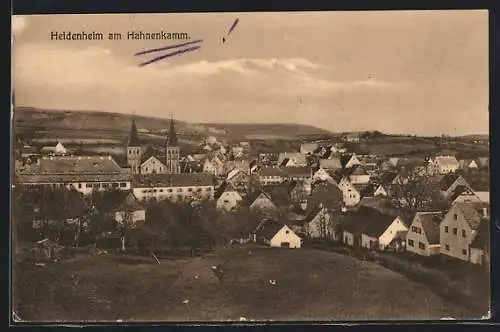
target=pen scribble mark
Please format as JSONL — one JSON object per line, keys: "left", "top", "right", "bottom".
{"left": 138, "top": 45, "right": 201, "bottom": 67}
{"left": 134, "top": 39, "right": 203, "bottom": 56}
{"left": 222, "top": 18, "right": 239, "bottom": 43}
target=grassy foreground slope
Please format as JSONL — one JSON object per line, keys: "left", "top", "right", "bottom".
{"left": 14, "top": 245, "right": 470, "bottom": 322}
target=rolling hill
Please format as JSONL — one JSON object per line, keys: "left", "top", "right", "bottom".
{"left": 13, "top": 107, "right": 332, "bottom": 141}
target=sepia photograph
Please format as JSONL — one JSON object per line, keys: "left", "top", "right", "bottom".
{"left": 11, "top": 10, "right": 490, "bottom": 322}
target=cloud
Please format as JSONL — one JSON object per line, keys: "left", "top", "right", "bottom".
{"left": 12, "top": 16, "right": 28, "bottom": 38}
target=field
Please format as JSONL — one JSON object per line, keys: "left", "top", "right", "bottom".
{"left": 13, "top": 245, "right": 472, "bottom": 322}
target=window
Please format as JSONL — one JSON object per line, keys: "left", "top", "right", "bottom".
{"left": 418, "top": 242, "right": 425, "bottom": 250}
{"left": 78, "top": 183, "right": 82, "bottom": 189}
{"left": 85, "top": 183, "right": 92, "bottom": 188}
{"left": 462, "top": 249, "right": 467, "bottom": 256}
{"left": 168, "top": 189, "right": 173, "bottom": 193}
{"left": 461, "top": 229, "right": 466, "bottom": 238}
{"left": 145, "top": 167, "right": 148, "bottom": 172}
{"left": 445, "top": 244, "right": 450, "bottom": 251}
{"left": 112, "top": 183, "right": 119, "bottom": 188}
{"left": 188, "top": 188, "right": 193, "bottom": 192}
{"left": 93, "top": 183, "right": 100, "bottom": 188}
{"left": 177, "top": 188, "right": 183, "bottom": 193}
{"left": 452, "top": 228, "right": 457, "bottom": 235}
{"left": 285, "top": 230, "right": 290, "bottom": 234}
{"left": 120, "top": 183, "right": 127, "bottom": 188}
{"left": 159, "top": 189, "right": 163, "bottom": 192}
{"left": 408, "top": 239, "right": 414, "bottom": 247}
{"left": 153, "top": 189, "right": 157, "bottom": 193}
{"left": 142, "top": 189, "right": 147, "bottom": 193}
{"left": 453, "top": 214, "right": 458, "bottom": 220}
{"left": 102, "top": 183, "right": 108, "bottom": 188}
{"left": 197, "top": 188, "right": 202, "bottom": 192}
{"left": 444, "top": 226, "right": 449, "bottom": 233}
{"left": 206, "top": 188, "right": 212, "bottom": 192}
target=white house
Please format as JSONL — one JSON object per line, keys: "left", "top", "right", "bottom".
{"left": 348, "top": 165, "right": 370, "bottom": 184}
{"left": 114, "top": 192, "right": 146, "bottom": 229}
{"left": 140, "top": 155, "right": 166, "bottom": 174}
{"left": 312, "top": 168, "right": 336, "bottom": 184}
{"left": 359, "top": 215, "right": 408, "bottom": 251}
{"left": 374, "top": 185, "right": 388, "bottom": 197}
{"left": 406, "top": 212, "right": 443, "bottom": 257}
{"left": 427, "top": 155, "right": 459, "bottom": 174}
{"left": 254, "top": 220, "right": 302, "bottom": 248}
{"left": 337, "top": 177, "right": 361, "bottom": 206}
{"left": 344, "top": 154, "right": 362, "bottom": 169}
{"left": 216, "top": 183, "right": 243, "bottom": 211}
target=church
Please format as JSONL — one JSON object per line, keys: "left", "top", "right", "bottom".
{"left": 126, "top": 116, "right": 181, "bottom": 175}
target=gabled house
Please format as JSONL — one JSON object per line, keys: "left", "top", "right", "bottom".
{"left": 215, "top": 182, "right": 243, "bottom": 211}
{"left": 341, "top": 207, "right": 408, "bottom": 251}
{"left": 114, "top": 192, "right": 146, "bottom": 229}
{"left": 406, "top": 212, "right": 444, "bottom": 256}
{"left": 278, "top": 152, "right": 308, "bottom": 167}
{"left": 427, "top": 155, "right": 459, "bottom": 175}
{"left": 248, "top": 191, "right": 278, "bottom": 213}
{"left": 302, "top": 205, "right": 342, "bottom": 241}
{"left": 312, "top": 167, "right": 336, "bottom": 184}
{"left": 341, "top": 154, "right": 362, "bottom": 169}
{"left": 348, "top": 164, "right": 370, "bottom": 184}
{"left": 450, "top": 186, "right": 481, "bottom": 204}
{"left": 337, "top": 176, "right": 361, "bottom": 207}
{"left": 140, "top": 154, "right": 166, "bottom": 175}
{"left": 281, "top": 166, "right": 312, "bottom": 182}
{"left": 40, "top": 142, "right": 68, "bottom": 156}
{"left": 253, "top": 219, "right": 302, "bottom": 248}
{"left": 226, "top": 168, "right": 250, "bottom": 193}
{"left": 428, "top": 174, "right": 472, "bottom": 200}
{"left": 374, "top": 184, "right": 388, "bottom": 197}
{"left": 458, "top": 159, "right": 479, "bottom": 171}
{"left": 440, "top": 201, "right": 490, "bottom": 263}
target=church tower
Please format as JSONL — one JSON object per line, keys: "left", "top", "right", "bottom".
{"left": 127, "top": 116, "right": 143, "bottom": 174}
{"left": 165, "top": 115, "right": 181, "bottom": 174}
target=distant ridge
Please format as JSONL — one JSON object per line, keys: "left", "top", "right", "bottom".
{"left": 13, "top": 107, "right": 332, "bottom": 140}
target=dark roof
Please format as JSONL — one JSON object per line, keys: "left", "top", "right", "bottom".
{"left": 342, "top": 206, "right": 397, "bottom": 237}
{"left": 353, "top": 183, "right": 374, "bottom": 197}
{"left": 310, "top": 182, "right": 344, "bottom": 210}
{"left": 255, "top": 220, "right": 287, "bottom": 241}
{"left": 358, "top": 196, "right": 397, "bottom": 214}
{"left": 454, "top": 201, "right": 489, "bottom": 230}
{"left": 214, "top": 181, "right": 237, "bottom": 199}
{"left": 262, "top": 185, "right": 292, "bottom": 207}
{"left": 449, "top": 185, "right": 474, "bottom": 202}
{"left": 379, "top": 172, "right": 397, "bottom": 185}
{"left": 470, "top": 218, "right": 490, "bottom": 249}
{"left": 340, "top": 154, "right": 353, "bottom": 168}
{"left": 415, "top": 212, "right": 443, "bottom": 245}
{"left": 361, "top": 213, "right": 399, "bottom": 238}
{"left": 349, "top": 164, "right": 369, "bottom": 176}
{"left": 281, "top": 166, "right": 311, "bottom": 178}
{"left": 439, "top": 174, "right": 461, "bottom": 191}
{"left": 128, "top": 118, "right": 141, "bottom": 146}
{"left": 91, "top": 190, "right": 132, "bottom": 213}
{"left": 19, "top": 156, "right": 125, "bottom": 175}
{"left": 461, "top": 172, "right": 490, "bottom": 191}
{"left": 132, "top": 173, "right": 214, "bottom": 188}
{"left": 167, "top": 118, "right": 178, "bottom": 147}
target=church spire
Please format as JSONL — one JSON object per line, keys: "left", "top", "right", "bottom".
{"left": 168, "top": 113, "right": 178, "bottom": 146}
{"left": 128, "top": 115, "right": 140, "bottom": 146}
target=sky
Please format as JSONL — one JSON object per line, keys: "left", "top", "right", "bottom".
{"left": 12, "top": 11, "right": 489, "bottom": 136}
